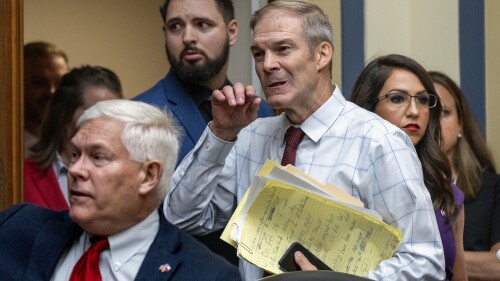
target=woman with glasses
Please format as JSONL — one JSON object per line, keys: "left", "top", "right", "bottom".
{"left": 350, "top": 54, "right": 467, "bottom": 281}
{"left": 430, "top": 71, "right": 500, "bottom": 280}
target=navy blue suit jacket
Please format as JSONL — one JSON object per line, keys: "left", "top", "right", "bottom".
{"left": 0, "top": 203, "right": 241, "bottom": 281}
{"left": 132, "top": 70, "right": 275, "bottom": 164}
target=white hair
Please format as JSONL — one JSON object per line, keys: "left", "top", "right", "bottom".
{"left": 76, "top": 99, "right": 179, "bottom": 205}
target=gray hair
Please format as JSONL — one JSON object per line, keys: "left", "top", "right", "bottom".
{"left": 250, "top": 0, "right": 334, "bottom": 73}
{"left": 77, "top": 100, "right": 179, "bottom": 205}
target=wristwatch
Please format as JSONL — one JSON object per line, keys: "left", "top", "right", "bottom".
{"left": 497, "top": 249, "right": 500, "bottom": 261}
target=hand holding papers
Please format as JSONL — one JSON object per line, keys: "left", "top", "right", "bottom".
{"left": 221, "top": 160, "right": 402, "bottom": 275}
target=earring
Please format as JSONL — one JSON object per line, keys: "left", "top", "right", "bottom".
{"left": 458, "top": 133, "right": 462, "bottom": 138}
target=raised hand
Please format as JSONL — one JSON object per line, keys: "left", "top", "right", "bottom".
{"left": 209, "top": 82, "right": 262, "bottom": 141}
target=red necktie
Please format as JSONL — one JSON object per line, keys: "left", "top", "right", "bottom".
{"left": 281, "top": 126, "right": 305, "bottom": 166}
{"left": 69, "top": 236, "right": 109, "bottom": 281}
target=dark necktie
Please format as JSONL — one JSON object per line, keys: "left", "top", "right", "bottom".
{"left": 69, "top": 236, "right": 109, "bottom": 281}
{"left": 281, "top": 126, "right": 305, "bottom": 166}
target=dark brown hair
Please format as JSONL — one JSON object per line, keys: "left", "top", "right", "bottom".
{"left": 351, "top": 54, "right": 457, "bottom": 221}
{"left": 429, "top": 71, "right": 496, "bottom": 200}
{"left": 24, "top": 41, "right": 68, "bottom": 65}
{"left": 160, "top": 0, "right": 235, "bottom": 25}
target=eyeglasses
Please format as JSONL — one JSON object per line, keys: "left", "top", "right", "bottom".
{"left": 375, "top": 91, "right": 438, "bottom": 108}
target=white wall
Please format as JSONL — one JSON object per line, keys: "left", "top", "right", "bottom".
{"left": 365, "top": 0, "right": 460, "bottom": 82}
{"left": 485, "top": 0, "right": 500, "bottom": 165}
{"left": 24, "top": 0, "right": 166, "bottom": 99}
{"left": 365, "top": 1, "right": 411, "bottom": 61}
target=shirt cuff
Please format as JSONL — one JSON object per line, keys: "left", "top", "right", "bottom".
{"left": 196, "top": 124, "right": 235, "bottom": 164}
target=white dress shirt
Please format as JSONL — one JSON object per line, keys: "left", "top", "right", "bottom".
{"left": 165, "top": 87, "right": 445, "bottom": 280}
{"left": 52, "top": 153, "right": 69, "bottom": 205}
{"left": 24, "top": 129, "right": 38, "bottom": 158}
{"left": 50, "top": 210, "right": 159, "bottom": 281}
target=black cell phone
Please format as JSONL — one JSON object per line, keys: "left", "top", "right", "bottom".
{"left": 278, "top": 242, "right": 332, "bottom": 272}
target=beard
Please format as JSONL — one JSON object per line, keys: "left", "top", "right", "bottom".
{"left": 166, "top": 39, "right": 230, "bottom": 84}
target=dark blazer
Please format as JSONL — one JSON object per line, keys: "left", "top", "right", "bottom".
{"left": 24, "top": 159, "right": 69, "bottom": 211}
{"left": 132, "top": 70, "right": 275, "bottom": 164}
{"left": 463, "top": 170, "right": 500, "bottom": 251}
{"left": 0, "top": 203, "right": 241, "bottom": 281}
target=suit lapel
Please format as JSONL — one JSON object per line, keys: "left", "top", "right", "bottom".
{"left": 162, "top": 71, "right": 207, "bottom": 144}
{"left": 26, "top": 212, "right": 82, "bottom": 280}
{"left": 134, "top": 210, "right": 181, "bottom": 281}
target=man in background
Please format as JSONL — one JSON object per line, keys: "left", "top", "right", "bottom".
{"left": 133, "top": 0, "right": 274, "bottom": 265}
{"left": 24, "top": 41, "right": 68, "bottom": 157}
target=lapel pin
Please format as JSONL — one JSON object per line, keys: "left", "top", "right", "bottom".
{"left": 159, "top": 263, "right": 172, "bottom": 273}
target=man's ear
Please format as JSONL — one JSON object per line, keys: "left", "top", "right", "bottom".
{"left": 138, "top": 160, "right": 163, "bottom": 196}
{"left": 228, "top": 19, "right": 238, "bottom": 46}
{"left": 316, "top": 42, "right": 333, "bottom": 72}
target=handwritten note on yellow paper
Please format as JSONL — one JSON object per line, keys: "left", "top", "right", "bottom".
{"left": 237, "top": 180, "right": 402, "bottom": 275}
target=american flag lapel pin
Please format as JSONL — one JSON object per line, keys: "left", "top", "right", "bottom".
{"left": 159, "top": 263, "right": 172, "bottom": 273}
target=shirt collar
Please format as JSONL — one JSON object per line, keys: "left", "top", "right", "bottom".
{"left": 280, "top": 84, "right": 344, "bottom": 143}
{"left": 54, "top": 152, "right": 68, "bottom": 174}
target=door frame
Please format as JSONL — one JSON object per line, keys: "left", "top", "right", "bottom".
{"left": 0, "top": 0, "right": 24, "bottom": 210}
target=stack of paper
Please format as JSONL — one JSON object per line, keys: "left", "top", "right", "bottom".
{"left": 221, "top": 160, "right": 402, "bottom": 275}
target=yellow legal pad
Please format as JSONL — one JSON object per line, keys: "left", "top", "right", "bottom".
{"left": 221, "top": 160, "right": 402, "bottom": 275}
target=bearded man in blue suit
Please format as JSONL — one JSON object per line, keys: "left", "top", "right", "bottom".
{"left": 0, "top": 100, "right": 240, "bottom": 281}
